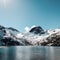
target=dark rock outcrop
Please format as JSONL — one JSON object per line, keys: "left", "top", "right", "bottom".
{"left": 29, "top": 26, "right": 45, "bottom": 35}
{"left": 0, "top": 37, "right": 24, "bottom": 46}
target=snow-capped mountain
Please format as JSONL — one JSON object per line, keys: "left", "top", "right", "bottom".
{"left": 0, "top": 25, "right": 24, "bottom": 46}
{"left": 0, "top": 25, "right": 60, "bottom": 46}
{"left": 29, "top": 26, "right": 45, "bottom": 35}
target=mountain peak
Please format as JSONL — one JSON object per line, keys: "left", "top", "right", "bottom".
{"left": 8, "top": 27, "right": 20, "bottom": 32}
{"left": 29, "top": 26, "right": 45, "bottom": 35}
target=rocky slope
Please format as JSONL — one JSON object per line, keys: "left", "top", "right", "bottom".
{"left": 0, "top": 25, "right": 60, "bottom": 46}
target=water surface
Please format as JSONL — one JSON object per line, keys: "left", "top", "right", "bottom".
{"left": 0, "top": 46, "right": 60, "bottom": 60}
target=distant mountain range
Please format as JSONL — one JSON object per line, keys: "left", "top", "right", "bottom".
{"left": 0, "top": 25, "right": 60, "bottom": 46}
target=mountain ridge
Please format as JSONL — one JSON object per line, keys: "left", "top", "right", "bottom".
{"left": 0, "top": 25, "right": 60, "bottom": 46}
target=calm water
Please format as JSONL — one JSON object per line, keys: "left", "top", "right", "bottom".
{"left": 0, "top": 46, "right": 60, "bottom": 60}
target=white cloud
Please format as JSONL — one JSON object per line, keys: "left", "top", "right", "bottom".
{"left": 25, "top": 27, "right": 30, "bottom": 32}
{"left": 25, "top": 25, "right": 36, "bottom": 32}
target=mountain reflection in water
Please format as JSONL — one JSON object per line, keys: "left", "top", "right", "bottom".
{"left": 0, "top": 46, "right": 60, "bottom": 60}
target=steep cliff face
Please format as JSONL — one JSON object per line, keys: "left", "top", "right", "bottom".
{"left": 0, "top": 25, "right": 60, "bottom": 46}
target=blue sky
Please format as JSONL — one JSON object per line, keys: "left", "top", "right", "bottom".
{"left": 0, "top": 0, "right": 60, "bottom": 31}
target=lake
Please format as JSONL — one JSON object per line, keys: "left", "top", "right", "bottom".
{"left": 0, "top": 46, "right": 60, "bottom": 60}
